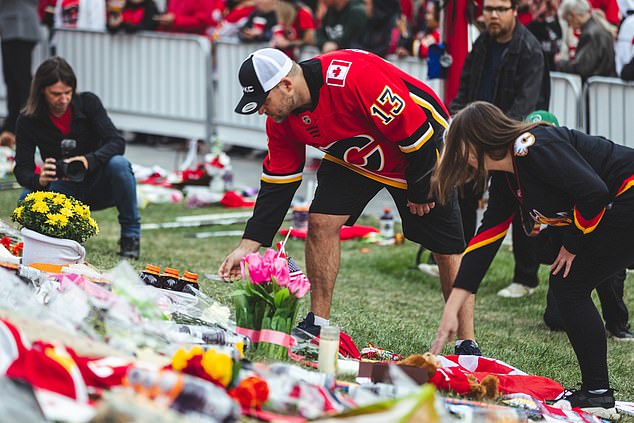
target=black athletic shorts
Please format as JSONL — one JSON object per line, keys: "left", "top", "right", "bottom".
{"left": 309, "top": 160, "right": 466, "bottom": 254}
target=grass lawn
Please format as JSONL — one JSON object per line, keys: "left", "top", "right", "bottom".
{"left": 2, "top": 187, "right": 633, "bottom": 401}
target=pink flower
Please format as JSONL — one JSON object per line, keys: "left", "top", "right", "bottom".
{"left": 262, "top": 248, "right": 278, "bottom": 267}
{"left": 241, "top": 253, "right": 270, "bottom": 284}
{"left": 288, "top": 275, "right": 311, "bottom": 298}
{"left": 271, "top": 257, "right": 290, "bottom": 287}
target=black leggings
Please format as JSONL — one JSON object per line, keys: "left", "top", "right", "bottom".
{"left": 547, "top": 223, "right": 634, "bottom": 389}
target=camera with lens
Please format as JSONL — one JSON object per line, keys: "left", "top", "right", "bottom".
{"left": 56, "top": 139, "right": 86, "bottom": 182}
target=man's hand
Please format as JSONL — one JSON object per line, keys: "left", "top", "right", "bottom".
{"left": 38, "top": 158, "right": 58, "bottom": 187}
{"left": 218, "top": 239, "right": 261, "bottom": 281}
{"left": 407, "top": 200, "right": 435, "bottom": 216}
{"left": 551, "top": 245, "right": 576, "bottom": 278}
{"left": 430, "top": 288, "right": 471, "bottom": 354}
{"left": 430, "top": 307, "right": 459, "bottom": 354}
{"left": 153, "top": 13, "right": 175, "bottom": 27}
{"left": 65, "top": 155, "right": 88, "bottom": 172}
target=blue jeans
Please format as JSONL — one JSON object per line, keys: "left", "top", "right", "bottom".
{"left": 20, "top": 155, "right": 141, "bottom": 238}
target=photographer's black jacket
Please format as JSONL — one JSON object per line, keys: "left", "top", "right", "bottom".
{"left": 14, "top": 92, "right": 125, "bottom": 190}
{"left": 454, "top": 125, "right": 634, "bottom": 294}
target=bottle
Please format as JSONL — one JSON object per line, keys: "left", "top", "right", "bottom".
{"left": 139, "top": 265, "right": 161, "bottom": 288}
{"left": 180, "top": 271, "right": 199, "bottom": 293}
{"left": 177, "top": 325, "right": 252, "bottom": 352}
{"left": 267, "top": 363, "right": 334, "bottom": 388}
{"left": 318, "top": 326, "right": 340, "bottom": 376}
{"left": 124, "top": 366, "right": 241, "bottom": 421}
{"left": 379, "top": 208, "right": 395, "bottom": 241}
{"left": 159, "top": 267, "right": 184, "bottom": 291}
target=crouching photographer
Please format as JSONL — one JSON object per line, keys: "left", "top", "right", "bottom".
{"left": 14, "top": 57, "right": 141, "bottom": 259}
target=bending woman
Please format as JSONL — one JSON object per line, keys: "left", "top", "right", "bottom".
{"left": 430, "top": 101, "right": 634, "bottom": 418}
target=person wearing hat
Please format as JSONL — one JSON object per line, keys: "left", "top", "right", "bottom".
{"left": 430, "top": 101, "right": 634, "bottom": 417}
{"left": 218, "top": 47, "right": 481, "bottom": 355}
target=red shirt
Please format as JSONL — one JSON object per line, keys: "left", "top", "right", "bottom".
{"left": 273, "top": 5, "right": 316, "bottom": 59}
{"left": 263, "top": 50, "right": 449, "bottom": 196}
{"left": 163, "top": 0, "right": 216, "bottom": 34}
{"left": 49, "top": 107, "right": 72, "bottom": 137}
{"left": 589, "top": 0, "right": 620, "bottom": 26}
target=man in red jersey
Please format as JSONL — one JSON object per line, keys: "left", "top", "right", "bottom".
{"left": 219, "top": 48, "right": 480, "bottom": 355}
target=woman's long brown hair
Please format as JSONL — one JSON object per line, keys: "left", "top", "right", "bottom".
{"left": 432, "top": 101, "right": 548, "bottom": 204}
{"left": 22, "top": 57, "right": 77, "bottom": 118}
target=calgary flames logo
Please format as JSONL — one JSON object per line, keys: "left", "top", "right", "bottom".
{"left": 513, "top": 132, "right": 536, "bottom": 156}
{"left": 529, "top": 209, "right": 571, "bottom": 226}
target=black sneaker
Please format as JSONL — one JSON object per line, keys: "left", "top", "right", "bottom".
{"left": 553, "top": 389, "right": 618, "bottom": 419}
{"left": 454, "top": 340, "right": 482, "bottom": 356}
{"left": 292, "top": 312, "right": 321, "bottom": 342}
{"left": 119, "top": 237, "right": 140, "bottom": 260}
{"left": 606, "top": 323, "right": 634, "bottom": 341}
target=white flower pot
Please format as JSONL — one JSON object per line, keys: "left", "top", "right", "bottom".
{"left": 21, "top": 228, "right": 86, "bottom": 266}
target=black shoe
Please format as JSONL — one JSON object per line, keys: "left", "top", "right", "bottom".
{"left": 553, "top": 389, "right": 617, "bottom": 419}
{"left": 606, "top": 323, "right": 634, "bottom": 341}
{"left": 454, "top": 340, "right": 482, "bottom": 356}
{"left": 119, "top": 237, "right": 140, "bottom": 260}
{"left": 292, "top": 312, "right": 321, "bottom": 342}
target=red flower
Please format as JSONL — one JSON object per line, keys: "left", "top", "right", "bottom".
{"left": 229, "top": 376, "right": 269, "bottom": 409}
{"left": 0, "top": 236, "right": 11, "bottom": 250}
{"left": 11, "top": 242, "right": 23, "bottom": 256}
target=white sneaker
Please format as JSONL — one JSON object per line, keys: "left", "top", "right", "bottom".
{"left": 418, "top": 263, "right": 440, "bottom": 278}
{"left": 497, "top": 282, "right": 536, "bottom": 298}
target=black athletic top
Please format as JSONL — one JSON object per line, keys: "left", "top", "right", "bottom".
{"left": 454, "top": 125, "right": 634, "bottom": 293}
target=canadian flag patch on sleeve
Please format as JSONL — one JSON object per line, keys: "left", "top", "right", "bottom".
{"left": 326, "top": 60, "right": 352, "bottom": 87}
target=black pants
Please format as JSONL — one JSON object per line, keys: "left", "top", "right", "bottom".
{"left": 544, "top": 270, "right": 629, "bottom": 331}
{"left": 541, "top": 215, "right": 634, "bottom": 390}
{"left": 1, "top": 40, "right": 36, "bottom": 134}
{"left": 512, "top": 214, "right": 540, "bottom": 287}
{"left": 459, "top": 184, "right": 540, "bottom": 287}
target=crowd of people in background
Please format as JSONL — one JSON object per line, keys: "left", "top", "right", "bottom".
{"left": 27, "top": 0, "right": 634, "bottom": 83}
{"left": 0, "top": 0, "right": 632, "bottom": 157}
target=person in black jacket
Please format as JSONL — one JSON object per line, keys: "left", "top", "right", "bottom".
{"left": 431, "top": 102, "right": 633, "bottom": 419}
{"left": 14, "top": 57, "right": 141, "bottom": 259}
{"left": 449, "top": 0, "right": 550, "bottom": 300}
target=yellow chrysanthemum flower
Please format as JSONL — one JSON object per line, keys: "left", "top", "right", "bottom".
{"left": 59, "top": 207, "right": 73, "bottom": 218}
{"left": 31, "top": 201, "right": 50, "bottom": 214}
{"left": 52, "top": 195, "right": 66, "bottom": 205}
{"left": 88, "top": 218, "right": 99, "bottom": 233}
{"left": 45, "top": 214, "right": 68, "bottom": 227}
{"left": 13, "top": 206, "right": 24, "bottom": 220}
{"left": 201, "top": 349, "right": 233, "bottom": 387}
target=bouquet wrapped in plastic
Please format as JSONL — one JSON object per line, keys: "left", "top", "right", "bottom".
{"left": 234, "top": 249, "right": 310, "bottom": 359}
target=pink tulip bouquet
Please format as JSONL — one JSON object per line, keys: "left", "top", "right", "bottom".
{"left": 234, "top": 248, "right": 310, "bottom": 359}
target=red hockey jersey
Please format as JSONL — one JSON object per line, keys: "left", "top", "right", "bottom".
{"left": 244, "top": 50, "right": 449, "bottom": 246}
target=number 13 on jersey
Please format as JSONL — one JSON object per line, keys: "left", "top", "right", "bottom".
{"left": 370, "top": 86, "right": 405, "bottom": 125}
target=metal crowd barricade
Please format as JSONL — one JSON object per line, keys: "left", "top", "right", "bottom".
{"left": 54, "top": 29, "right": 214, "bottom": 142}
{"left": 585, "top": 76, "right": 634, "bottom": 148}
{"left": 0, "top": 26, "right": 51, "bottom": 117}
{"left": 549, "top": 71, "right": 583, "bottom": 130}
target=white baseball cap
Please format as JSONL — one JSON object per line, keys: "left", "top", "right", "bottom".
{"left": 234, "top": 48, "right": 293, "bottom": 115}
